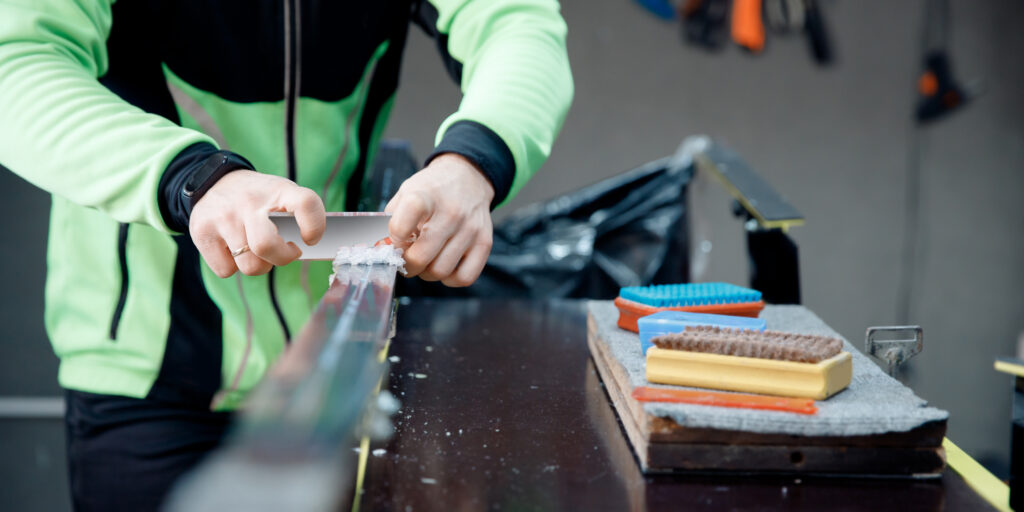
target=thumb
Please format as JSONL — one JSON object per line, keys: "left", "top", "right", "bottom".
{"left": 387, "top": 191, "right": 431, "bottom": 245}
{"left": 384, "top": 190, "right": 400, "bottom": 214}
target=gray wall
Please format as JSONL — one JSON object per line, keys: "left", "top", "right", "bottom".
{"left": 1, "top": 1, "right": 1021, "bottom": 507}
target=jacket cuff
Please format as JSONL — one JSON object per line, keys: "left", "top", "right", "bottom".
{"left": 426, "top": 120, "right": 515, "bottom": 208}
{"left": 158, "top": 143, "right": 252, "bottom": 233}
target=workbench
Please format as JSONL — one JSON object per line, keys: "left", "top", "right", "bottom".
{"left": 359, "top": 298, "right": 1001, "bottom": 511}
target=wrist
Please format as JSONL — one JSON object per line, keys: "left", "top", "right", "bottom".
{"left": 158, "top": 144, "right": 253, "bottom": 233}
{"left": 427, "top": 120, "right": 515, "bottom": 209}
{"left": 182, "top": 151, "right": 253, "bottom": 214}
{"left": 432, "top": 152, "right": 495, "bottom": 204}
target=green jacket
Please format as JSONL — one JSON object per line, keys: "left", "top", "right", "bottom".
{"left": 0, "top": 0, "right": 572, "bottom": 410}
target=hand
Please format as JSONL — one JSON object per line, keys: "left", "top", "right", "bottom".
{"left": 189, "top": 170, "right": 326, "bottom": 278}
{"left": 385, "top": 153, "right": 495, "bottom": 287}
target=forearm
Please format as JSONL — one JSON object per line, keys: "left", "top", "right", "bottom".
{"left": 0, "top": 1, "right": 217, "bottom": 232}
{"left": 421, "top": 0, "right": 574, "bottom": 207}
{"left": 0, "top": 43, "right": 215, "bottom": 231}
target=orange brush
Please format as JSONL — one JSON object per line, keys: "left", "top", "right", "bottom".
{"left": 632, "top": 386, "right": 817, "bottom": 415}
{"left": 615, "top": 296, "right": 764, "bottom": 333}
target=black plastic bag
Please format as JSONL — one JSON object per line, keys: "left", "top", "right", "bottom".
{"left": 383, "top": 146, "right": 693, "bottom": 300}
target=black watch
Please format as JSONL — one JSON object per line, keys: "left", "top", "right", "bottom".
{"left": 182, "top": 151, "right": 252, "bottom": 214}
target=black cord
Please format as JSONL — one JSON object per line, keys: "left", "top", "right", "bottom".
{"left": 896, "top": 0, "right": 942, "bottom": 324}
{"left": 896, "top": 123, "right": 926, "bottom": 324}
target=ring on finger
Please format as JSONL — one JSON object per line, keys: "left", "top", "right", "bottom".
{"left": 230, "top": 244, "right": 250, "bottom": 258}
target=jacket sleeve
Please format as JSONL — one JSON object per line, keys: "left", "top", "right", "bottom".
{"left": 413, "top": 0, "right": 574, "bottom": 208}
{"left": 0, "top": 0, "right": 218, "bottom": 232}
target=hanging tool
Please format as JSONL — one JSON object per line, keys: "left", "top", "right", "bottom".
{"left": 915, "top": 0, "right": 977, "bottom": 123}
{"left": 681, "top": 0, "right": 730, "bottom": 50}
{"left": 764, "top": 0, "right": 804, "bottom": 32}
{"left": 731, "top": 0, "right": 766, "bottom": 52}
{"left": 634, "top": 0, "right": 678, "bottom": 20}
{"left": 802, "top": 0, "right": 833, "bottom": 65}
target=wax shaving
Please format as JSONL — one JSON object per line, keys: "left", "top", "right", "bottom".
{"left": 332, "top": 244, "right": 406, "bottom": 271}
{"left": 328, "top": 244, "right": 406, "bottom": 286}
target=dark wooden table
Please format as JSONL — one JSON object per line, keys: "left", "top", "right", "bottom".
{"left": 360, "top": 299, "right": 996, "bottom": 511}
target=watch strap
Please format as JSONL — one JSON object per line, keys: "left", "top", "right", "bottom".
{"left": 182, "top": 150, "right": 253, "bottom": 215}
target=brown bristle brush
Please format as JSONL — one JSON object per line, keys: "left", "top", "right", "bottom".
{"left": 645, "top": 326, "right": 853, "bottom": 400}
{"left": 651, "top": 325, "right": 844, "bottom": 364}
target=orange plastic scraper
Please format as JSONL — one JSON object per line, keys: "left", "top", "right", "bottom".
{"left": 632, "top": 386, "right": 818, "bottom": 415}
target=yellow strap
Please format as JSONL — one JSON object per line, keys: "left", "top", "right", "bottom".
{"left": 944, "top": 437, "right": 1011, "bottom": 512}
{"left": 351, "top": 337, "right": 393, "bottom": 512}
{"left": 995, "top": 359, "right": 1024, "bottom": 378}
{"left": 350, "top": 435, "right": 371, "bottom": 512}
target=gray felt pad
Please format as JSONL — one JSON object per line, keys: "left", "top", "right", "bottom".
{"left": 588, "top": 301, "right": 948, "bottom": 436}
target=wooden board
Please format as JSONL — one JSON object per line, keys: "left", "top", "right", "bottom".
{"left": 587, "top": 312, "right": 947, "bottom": 476}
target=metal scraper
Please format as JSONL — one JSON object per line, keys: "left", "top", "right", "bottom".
{"left": 270, "top": 212, "right": 391, "bottom": 261}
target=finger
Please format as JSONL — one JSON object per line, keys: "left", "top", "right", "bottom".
{"left": 235, "top": 251, "right": 273, "bottom": 276}
{"left": 388, "top": 191, "right": 432, "bottom": 245}
{"left": 420, "top": 228, "right": 476, "bottom": 282}
{"left": 383, "top": 194, "right": 409, "bottom": 250}
{"left": 442, "top": 240, "right": 491, "bottom": 288}
{"left": 282, "top": 186, "right": 326, "bottom": 246}
{"left": 193, "top": 231, "right": 238, "bottom": 278}
{"left": 221, "top": 224, "right": 272, "bottom": 276}
{"left": 384, "top": 189, "right": 401, "bottom": 215}
{"left": 403, "top": 214, "right": 462, "bottom": 277}
{"left": 244, "top": 211, "right": 302, "bottom": 266}
{"left": 191, "top": 216, "right": 238, "bottom": 278}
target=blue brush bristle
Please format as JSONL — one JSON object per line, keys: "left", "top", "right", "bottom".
{"left": 619, "top": 282, "right": 762, "bottom": 308}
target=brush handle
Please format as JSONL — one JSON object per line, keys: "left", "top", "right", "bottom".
{"left": 632, "top": 386, "right": 818, "bottom": 415}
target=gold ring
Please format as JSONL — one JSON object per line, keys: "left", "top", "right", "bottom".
{"left": 230, "top": 244, "right": 250, "bottom": 258}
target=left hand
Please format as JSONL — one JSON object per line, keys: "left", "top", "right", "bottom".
{"left": 385, "top": 153, "right": 495, "bottom": 287}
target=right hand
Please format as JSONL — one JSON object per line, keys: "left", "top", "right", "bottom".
{"left": 189, "top": 170, "right": 326, "bottom": 278}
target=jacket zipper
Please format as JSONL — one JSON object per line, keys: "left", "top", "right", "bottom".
{"left": 269, "top": 0, "right": 301, "bottom": 343}
{"left": 284, "top": 0, "right": 299, "bottom": 183}
{"left": 109, "top": 223, "right": 130, "bottom": 340}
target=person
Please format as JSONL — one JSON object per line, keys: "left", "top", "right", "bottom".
{"left": 0, "top": 0, "right": 573, "bottom": 509}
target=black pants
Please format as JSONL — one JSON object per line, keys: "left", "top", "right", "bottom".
{"left": 64, "top": 390, "right": 233, "bottom": 512}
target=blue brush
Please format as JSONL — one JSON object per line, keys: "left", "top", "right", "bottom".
{"left": 620, "top": 282, "right": 762, "bottom": 308}
{"left": 638, "top": 310, "right": 767, "bottom": 354}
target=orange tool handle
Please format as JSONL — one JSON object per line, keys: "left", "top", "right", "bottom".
{"left": 731, "top": 0, "right": 765, "bottom": 53}
{"left": 632, "top": 386, "right": 818, "bottom": 415}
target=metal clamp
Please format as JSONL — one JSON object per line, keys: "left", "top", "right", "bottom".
{"left": 865, "top": 326, "right": 924, "bottom": 377}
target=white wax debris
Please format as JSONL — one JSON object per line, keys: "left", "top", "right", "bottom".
{"left": 420, "top": 477, "right": 437, "bottom": 485}
{"left": 388, "top": 355, "right": 401, "bottom": 363}
{"left": 414, "top": 373, "right": 427, "bottom": 379}
{"left": 332, "top": 244, "right": 406, "bottom": 273}
{"left": 372, "top": 448, "right": 386, "bottom": 457}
